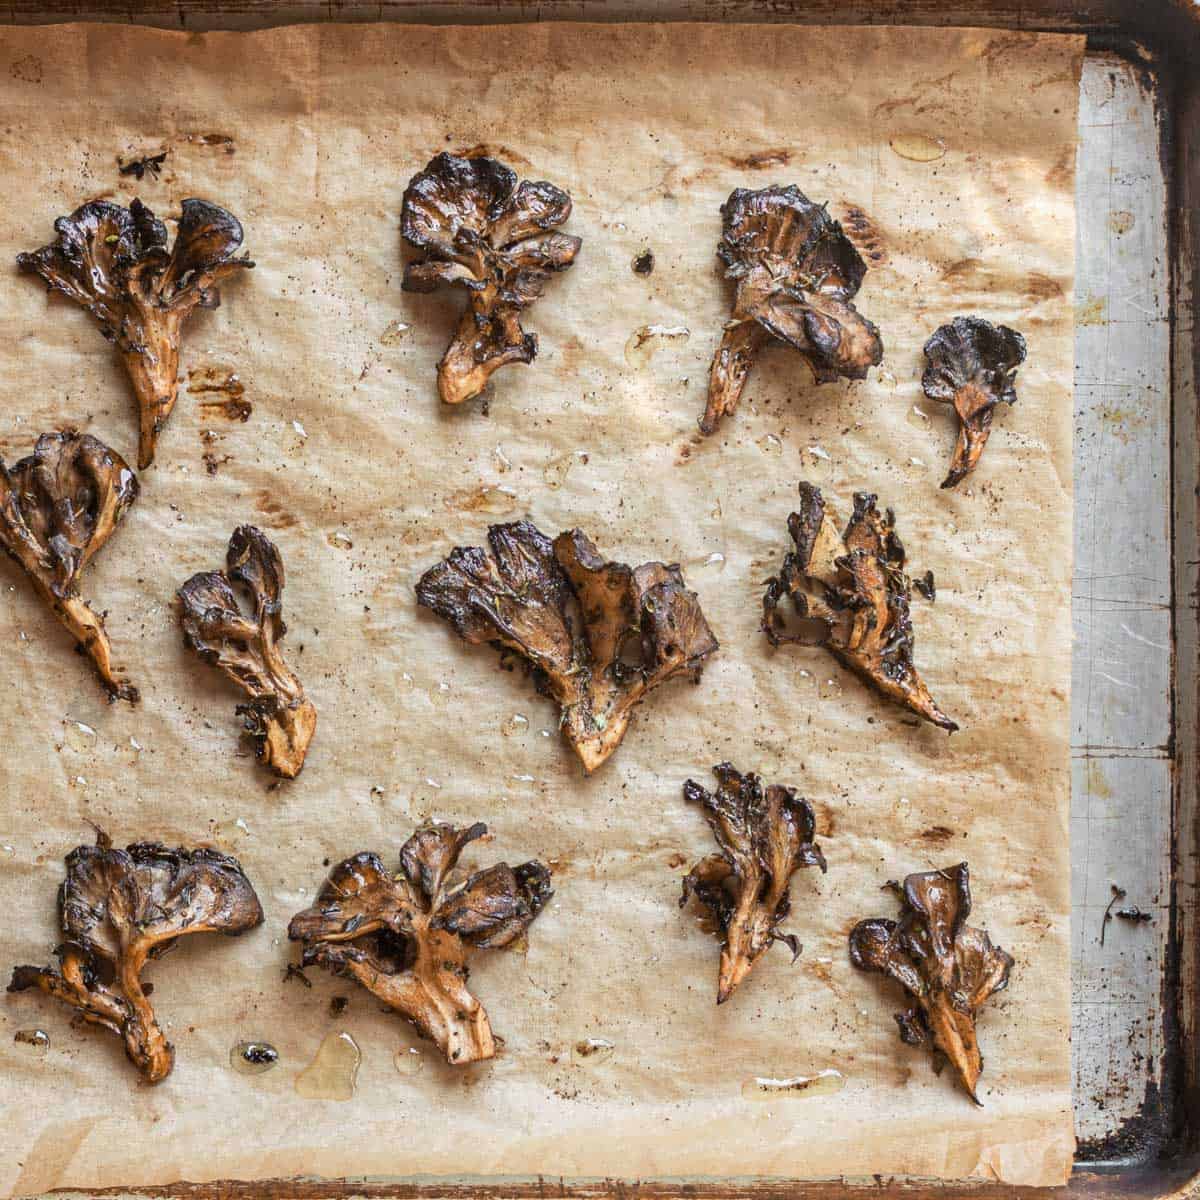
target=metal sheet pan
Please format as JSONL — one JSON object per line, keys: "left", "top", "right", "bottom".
{"left": 3, "top": 1, "right": 1197, "bottom": 1196}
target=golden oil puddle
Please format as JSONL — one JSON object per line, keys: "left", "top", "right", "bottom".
{"left": 742, "top": 1069, "right": 845, "bottom": 1100}
{"left": 888, "top": 133, "right": 946, "bottom": 163}
{"left": 295, "top": 1031, "right": 360, "bottom": 1100}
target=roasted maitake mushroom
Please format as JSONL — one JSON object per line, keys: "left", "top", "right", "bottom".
{"left": 177, "top": 525, "right": 316, "bottom": 778}
{"left": 289, "top": 822, "right": 551, "bottom": 1064}
{"left": 416, "top": 521, "right": 718, "bottom": 772}
{"left": 849, "top": 863, "right": 1013, "bottom": 1104}
{"left": 18, "top": 198, "right": 253, "bottom": 469}
{"left": 702, "top": 185, "right": 882, "bottom": 435}
{"left": 8, "top": 830, "right": 263, "bottom": 1083}
{"left": 0, "top": 429, "right": 139, "bottom": 701}
{"left": 401, "top": 152, "right": 581, "bottom": 406}
{"left": 763, "top": 483, "right": 956, "bottom": 731}
{"left": 922, "top": 316, "right": 1027, "bottom": 488}
{"left": 681, "top": 763, "right": 826, "bottom": 1003}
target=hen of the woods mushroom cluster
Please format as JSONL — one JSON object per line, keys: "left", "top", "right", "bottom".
{"left": 177, "top": 525, "right": 316, "bottom": 779}
{"left": 0, "top": 429, "right": 140, "bottom": 701}
{"left": 416, "top": 521, "right": 719, "bottom": 771}
{"left": 18, "top": 197, "right": 253, "bottom": 469}
{"left": 681, "top": 764, "right": 826, "bottom": 1003}
{"left": 702, "top": 185, "right": 883, "bottom": 436}
{"left": 289, "top": 822, "right": 552, "bottom": 1064}
{"left": 8, "top": 831, "right": 263, "bottom": 1083}
{"left": 922, "top": 316, "right": 1027, "bottom": 489}
{"left": 763, "top": 482, "right": 956, "bottom": 731}
{"left": 849, "top": 863, "right": 1013, "bottom": 1104}
{"left": 401, "top": 152, "right": 581, "bottom": 406}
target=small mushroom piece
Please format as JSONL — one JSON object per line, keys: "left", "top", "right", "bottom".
{"left": 0, "top": 429, "right": 139, "bottom": 701}
{"left": 848, "top": 863, "right": 1013, "bottom": 1104}
{"left": 7, "top": 830, "right": 263, "bottom": 1083}
{"left": 18, "top": 198, "right": 254, "bottom": 468}
{"left": 702, "top": 185, "right": 882, "bottom": 436}
{"left": 288, "top": 822, "right": 551, "bottom": 1064}
{"left": 416, "top": 521, "right": 718, "bottom": 772}
{"left": 681, "top": 763, "right": 826, "bottom": 1003}
{"left": 177, "top": 525, "right": 316, "bottom": 778}
{"left": 401, "top": 152, "right": 582, "bottom": 406}
{"left": 762, "top": 482, "right": 956, "bottom": 731}
{"left": 922, "top": 316, "right": 1027, "bottom": 488}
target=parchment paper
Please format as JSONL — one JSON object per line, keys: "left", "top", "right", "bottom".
{"left": 0, "top": 22, "right": 1081, "bottom": 1195}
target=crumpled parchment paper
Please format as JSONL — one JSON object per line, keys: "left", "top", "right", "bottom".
{"left": 0, "top": 20, "right": 1081, "bottom": 1195}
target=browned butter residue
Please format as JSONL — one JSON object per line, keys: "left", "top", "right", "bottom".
{"left": 728, "top": 148, "right": 791, "bottom": 170}
{"left": 455, "top": 143, "right": 531, "bottom": 169}
{"left": 919, "top": 825, "right": 957, "bottom": 844}
{"left": 838, "top": 204, "right": 889, "bottom": 265}
{"left": 253, "top": 490, "right": 297, "bottom": 530}
{"left": 189, "top": 367, "right": 252, "bottom": 422}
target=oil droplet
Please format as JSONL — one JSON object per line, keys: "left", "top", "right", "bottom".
{"left": 0, "top": 844, "right": 16, "bottom": 859}
{"left": 742, "top": 1069, "right": 845, "bottom": 1099}
{"left": 117, "top": 736, "right": 143, "bottom": 766}
{"left": 381, "top": 320, "right": 412, "bottom": 345}
{"left": 447, "top": 485, "right": 519, "bottom": 516}
{"left": 70, "top": 775, "right": 87, "bottom": 789}
{"left": 758, "top": 433, "right": 783, "bottom": 456}
{"left": 511, "top": 773, "right": 536, "bottom": 785}
{"left": 889, "top": 133, "right": 946, "bottom": 163}
{"left": 394, "top": 1047, "right": 424, "bottom": 1076}
{"left": 906, "top": 404, "right": 932, "bottom": 429}
{"left": 63, "top": 720, "right": 98, "bottom": 754}
{"left": 795, "top": 668, "right": 817, "bottom": 692}
{"left": 231, "top": 1040, "right": 279, "bottom": 1075}
{"left": 805, "top": 445, "right": 831, "bottom": 461}
{"left": 818, "top": 675, "right": 844, "bottom": 701}
{"left": 425, "top": 777, "right": 442, "bottom": 790}
{"left": 572, "top": 1037, "right": 616, "bottom": 1065}
{"left": 327, "top": 530, "right": 354, "bottom": 550}
{"left": 543, "top": 449, "right": 587, "bottom": 490}
{"left": 502, "top": 713, "right": 530, "bottom": 737}
{"left": 292, "top": 420, "right": 308, "bottom": 440}
{"left": 689, "top": 551, "right": 726, "bottom": 572}
{"left": 493, "top": 446, "right": 513, "bottom": 474}
{"left": 710, "top": 498, "right": 723, "bottom": 520}
{"left": 624, "top": 324, "right": 690, "bottom": 368}
{"left": 14, "top": 1029, "right": 50, "bottom": 1055}
{"left": 214, "top": 817, "right": 251, "bottom": 847}
{"left": 431, "top": 681, "right": 451, "bottom": 708}
{"left": 295, "top": 1031, "right": 360, "bottom": 1100}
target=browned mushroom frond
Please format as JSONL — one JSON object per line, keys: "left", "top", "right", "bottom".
{"left": 0, "top": 429, "right": 139, "bottom": 701}
{"left": 922, "top": 316, "right": 1027, "bottom": 488}
{"left": 8, "top": 830, "right": 263, "bottom": 1084}
{"left": 762, "top": 482, "right": 956, "bottom": 731}
{"left": 401, "top": 152, "right": 581, "bottom": 407}
{"left": 702, "top": 186, "right": 882, "bottom": 436}
{"left": 681, "top": 763, "right": 826, "bottom": 1003}
{"left": 18, "top": 198, "right": 254, "bottom": 468}
{"left": 416, "top": 521, "right": 719, "bottom": 771}
{"left": 288, "top": 823, "right": 551, "bottom": 1064}
{"left": 177, "top": 525, "right": 316, "bottom": 778}
{"left": 849, "top": 863, "right": 1013, "bottom": 1104}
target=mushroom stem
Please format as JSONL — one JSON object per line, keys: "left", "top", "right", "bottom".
{"left": 942, "top": 381, "right": 995, "bottom": 489}
{"left": 122, "top": 339, "right": 181, "bottom": 471}
{"left": 118, "top": 943, "right": 174, "bottom": 1084}
{"left": 925, "top": 987, "right": 984, "bottom": 1105}
{"left": 340, "top": 926, "right": 496, "bottom": 1065}
{"left": 0, "top": 493, "right": 137, "bottom": 702}
{"left": 250, "top": 696, "right": 318, "bottom": 780}
{"left": 437, "top": 304, "right": 534, "bottom": 406}
{"left": 702, "top": 323, "right": 763, "bottom": 435}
